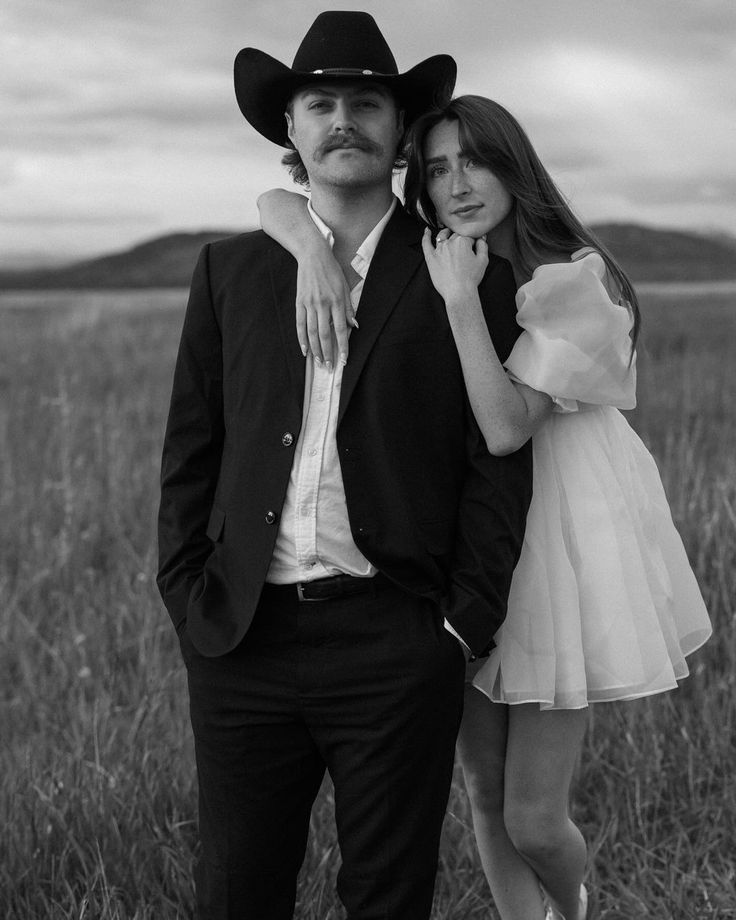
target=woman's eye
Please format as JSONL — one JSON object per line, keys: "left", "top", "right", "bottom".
{"left": 427, "top": 166, "right": 447, "bottom": 179}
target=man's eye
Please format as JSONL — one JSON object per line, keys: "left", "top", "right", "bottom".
{"left": 427, "top": 166, "right": 447, "bottom": 179}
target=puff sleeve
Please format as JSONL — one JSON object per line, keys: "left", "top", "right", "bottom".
{"left": 504, "top": 252, "right": 636, "bottom": 413}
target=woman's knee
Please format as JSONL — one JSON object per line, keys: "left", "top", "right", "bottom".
{"left": 504, "top": 797, "right": 567, "bottom": 860}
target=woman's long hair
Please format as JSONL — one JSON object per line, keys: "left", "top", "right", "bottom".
{"left": 404, "top": 95, "right": 640, "bottom": 348}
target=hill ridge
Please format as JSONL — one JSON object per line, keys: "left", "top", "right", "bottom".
{"left": 0, "top": 223, "right": 734, "bottom": 289}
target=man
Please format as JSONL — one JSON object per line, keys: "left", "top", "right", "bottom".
{"left": 157, "top": 12, "right": 532, "bottom": 920}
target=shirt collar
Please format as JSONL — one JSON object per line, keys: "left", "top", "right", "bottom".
{"left": 307, "top": 197, "right": 398, "bottom": 280}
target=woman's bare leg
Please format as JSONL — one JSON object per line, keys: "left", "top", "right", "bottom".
{"left": 457, "top": 686, "right": 547, "bottom": 919}
{"left": 504, "top": 704, "right": 589, "bottom": 920}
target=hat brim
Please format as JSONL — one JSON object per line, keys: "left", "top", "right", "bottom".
{"left": 234, "top": 48, "right": 456, "bottom": 147}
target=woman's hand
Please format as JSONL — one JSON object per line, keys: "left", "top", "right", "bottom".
{"left": 296, "top": 244, "right": 355, "bottom": 367}
{"left": 257, "top": 187, "right": 355, "bottom": 367}
{"left": 421, "top": 228, "right": 489, "bottom": 305}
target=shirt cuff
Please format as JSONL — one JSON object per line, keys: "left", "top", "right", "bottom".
{"left": 443, "top": 618, "right": 474, "bottom": 661}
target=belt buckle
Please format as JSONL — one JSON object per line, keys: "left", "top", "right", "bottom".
{"left": 296, "top": 582, "right": 319, "bottom": 602}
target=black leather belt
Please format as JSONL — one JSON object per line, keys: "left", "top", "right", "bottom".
{"left": 261, "top": 573, "right": 392, "bottom": 604}
{"left": 298, "top": 572, "right": 390, "bottom": 601}
{"left": 286, "top": 572, "right": 389, "bottom": 601}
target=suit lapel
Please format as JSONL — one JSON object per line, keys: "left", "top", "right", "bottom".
{"left": 267, "top": 244, "right": 306, "bottom": 412}
{"left": 338, "top": 208, "right": 424, "bottom": 425}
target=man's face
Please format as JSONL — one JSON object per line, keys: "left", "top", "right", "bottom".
{"left": 285, "top": 82, "right": 404, "bottom": 192}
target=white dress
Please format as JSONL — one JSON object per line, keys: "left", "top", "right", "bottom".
{"left": 472, "top": 250, "right": 712, "bottom": 710}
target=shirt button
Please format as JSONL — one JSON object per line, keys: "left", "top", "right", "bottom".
{"left": 281, "top": 432, "right": 294, "bottom": 447}
{"left": 265, "top": 510, "right": 278, "bottom": 525}
{"left": 308, "top": 448, "right": 318, "bottom": 457}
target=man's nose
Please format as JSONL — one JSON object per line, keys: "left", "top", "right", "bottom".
{"left": 331, "top": 100, "right": 355, "bottom": 132}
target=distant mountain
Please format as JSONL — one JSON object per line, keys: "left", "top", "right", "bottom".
{"left": 591, "top": 223, "right": 736, "bottom": 282}
{"left": 0, "top": 223, "right": 734, "bottom": 290}
{"left": 0, "top": 230, "right": 243, "bottom": 291}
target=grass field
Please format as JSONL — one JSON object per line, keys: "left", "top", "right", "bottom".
{"left": 1, "top": 286, "right": 734, "bottom": 919}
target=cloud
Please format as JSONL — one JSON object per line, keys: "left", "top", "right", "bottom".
{"left": 2, "top": 0, "right": 735, "bottom": 263}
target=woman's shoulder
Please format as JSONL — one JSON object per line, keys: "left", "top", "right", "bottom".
{"left": 506, "top": 247, "right": 636, "bottom": 410}
{"left": 519, "top": 248, "right": 621, "bottom": 308}
{"left": 513, "top": 247, "right": 633, "bottom": 353}
{"left": 526, "top": 247, "right": 605, "bottom": 283}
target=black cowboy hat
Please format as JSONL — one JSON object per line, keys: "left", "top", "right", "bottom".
{"left": 234, "top": 11, "right": 456, "bottom": 147}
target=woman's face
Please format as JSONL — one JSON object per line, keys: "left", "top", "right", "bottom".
{"left": 424, "top": 119, "right": 513, "bottom": 238}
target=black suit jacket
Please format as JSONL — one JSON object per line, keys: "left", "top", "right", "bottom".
{"left": 157, "top": 206, "right": 532, "bottom": 658}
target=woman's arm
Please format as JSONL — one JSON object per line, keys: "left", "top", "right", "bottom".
{"left": 257, "top": 189, "right": 354, "bottom": 366}
{"left": 421, "top": 229, "right": 553, "bottom": 455}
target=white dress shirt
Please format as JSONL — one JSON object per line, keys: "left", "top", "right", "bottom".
{"left": 266, "top": 198, "right": 397, "bottom": 584}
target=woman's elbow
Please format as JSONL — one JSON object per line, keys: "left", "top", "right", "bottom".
{"left": 481, "top": 426, "right": 532, "bottom": 456}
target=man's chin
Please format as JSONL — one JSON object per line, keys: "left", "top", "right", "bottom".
{"left": 321, "top": 164, "right": 388, "bottom": 187}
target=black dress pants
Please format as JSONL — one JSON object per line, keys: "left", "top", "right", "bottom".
{"left": 181, "top": 579, "right": 466, "bottom": 920}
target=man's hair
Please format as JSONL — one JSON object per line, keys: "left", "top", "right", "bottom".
{"left": 281, "top": 92, "right": 409, "bottom": 188}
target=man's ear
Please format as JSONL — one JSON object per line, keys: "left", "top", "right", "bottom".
{"left": 285, "top": 110, "right": 295, "bottom": 147}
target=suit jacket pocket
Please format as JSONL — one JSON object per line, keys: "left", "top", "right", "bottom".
{"left": 206, "top": 506, "right": 225, "bottom": 543}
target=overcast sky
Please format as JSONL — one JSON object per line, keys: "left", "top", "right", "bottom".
{"left": 3, "top": 0, "right": 735, "bottom": 266}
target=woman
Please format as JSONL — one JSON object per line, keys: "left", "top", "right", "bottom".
{"left": 257, "top": 95, "right": 712, "bottom": 920}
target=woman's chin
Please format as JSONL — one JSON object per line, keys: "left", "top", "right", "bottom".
{"left": 446, "top": 219, "right": 493, "bottom": 238}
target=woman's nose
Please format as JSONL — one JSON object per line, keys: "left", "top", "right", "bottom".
{"left": 451, "top": 170, "right": 470, "bottom": 196}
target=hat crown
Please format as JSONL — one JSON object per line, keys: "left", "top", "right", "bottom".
{"left": 291, "top": 11, "right": 398, "bottom": 76}
{"left": 234, "top": 13, "right": 456, "bottom": 147}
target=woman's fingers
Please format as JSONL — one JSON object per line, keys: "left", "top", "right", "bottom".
{"left": 296, "top": 304, "right": 309, "bottom": 358}
{"left": 295, "top": 249, "right": 354, "bottom": 367}
{"left": 304, "top": 301, "right": 333, "bottom": 365}
{"left": 299, "top": 293, "right": 355, "bottom": 367}
{"left": 303, "top": 304, "right": 323, "bottom": 363}
{"left": 316, "top": 303, "right": 334, "bottom": 367}
{"left": 334, "top": 274, "right": 355, "bottom": 366}
{"left": 332, "top": 303, "right": 351, "bottom": 367}
{"left": 421, "top": 225, "right": 490, "bottom": 301}
{"left": 421, "top": 227, "right": 434, "bottom": 257}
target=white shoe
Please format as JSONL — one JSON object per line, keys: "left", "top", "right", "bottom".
{"left": 543, "top": 885, "right": 588, "bottom": 920}
{"left": 578, "top": 885, "right": 588, "bottom": 920}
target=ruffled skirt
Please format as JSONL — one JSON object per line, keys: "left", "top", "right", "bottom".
{"left": 473, "top": 407, "right": 712, "bottom": 710}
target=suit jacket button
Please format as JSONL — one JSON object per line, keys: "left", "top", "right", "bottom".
{"left": 265, "top": 510, "right": 278, "bottom": 525}
{"left": 281, "top": 432, "right": 294, "bottom": 447}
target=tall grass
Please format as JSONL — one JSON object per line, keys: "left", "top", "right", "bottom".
{"left": 1, "top": 287, "right": 733, "bottom": 919}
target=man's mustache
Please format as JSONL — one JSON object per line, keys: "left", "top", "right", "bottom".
{"left": 316, "top": 134, "right": 383, "bottom": 158}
